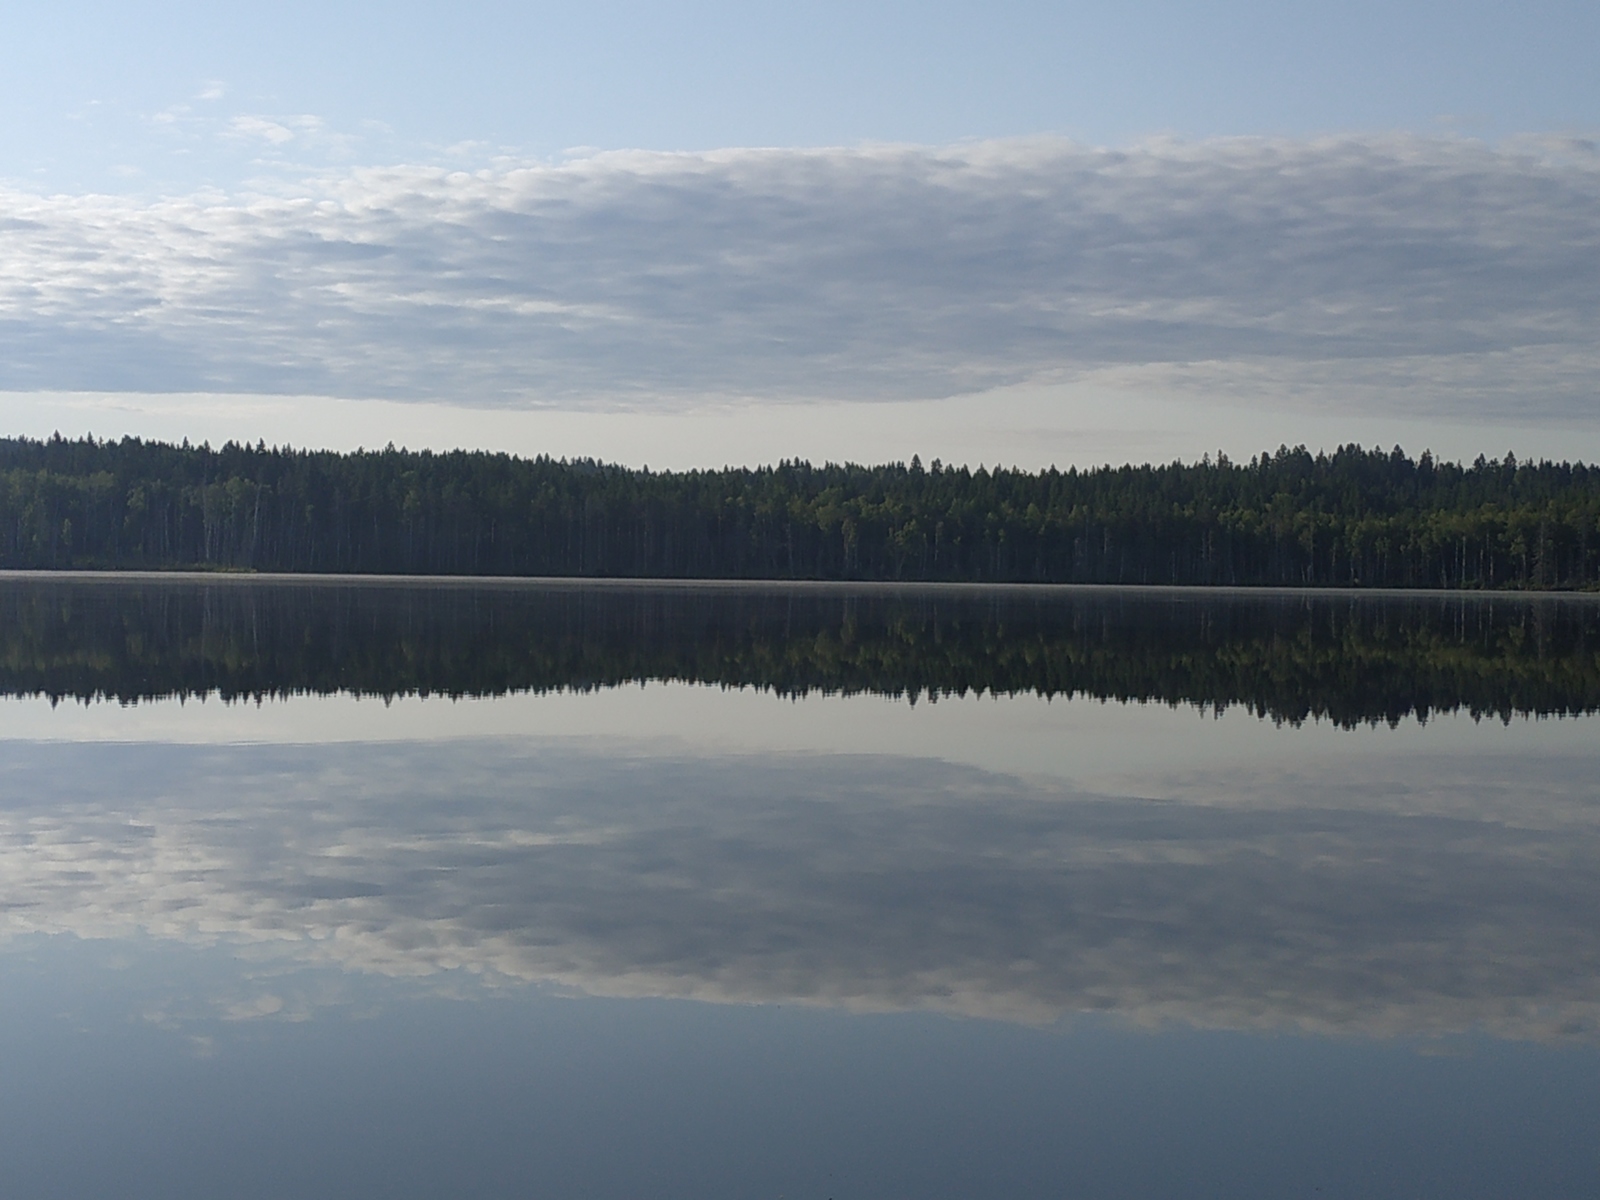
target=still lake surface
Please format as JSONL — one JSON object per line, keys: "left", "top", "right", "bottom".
{"left": 2, "top": 575, "right": 1598, "bottom": 1199}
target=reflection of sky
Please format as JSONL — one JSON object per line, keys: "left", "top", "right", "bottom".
{"left": 4, "top": 688, "right": 1598, "bottom": 1041}
{"left": 8, "top": 934, "right": 1597, "bottom": 1200}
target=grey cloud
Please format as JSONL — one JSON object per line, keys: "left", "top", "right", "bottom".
{"left": 3, "top": 737, "right": 1600, "bottom": 1041}
{"left": 1, "top": 135, "right": 1598, "bottom": 417}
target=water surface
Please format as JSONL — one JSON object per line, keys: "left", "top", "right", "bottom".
{"left": 2, "top": 577, "right": 1598, "bottom": 1198}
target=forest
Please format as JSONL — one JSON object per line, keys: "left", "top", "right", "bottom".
{"left": 0, "top": 435, "right": 1597, "bottom": 587}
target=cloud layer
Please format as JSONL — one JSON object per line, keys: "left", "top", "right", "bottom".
{"left": 5, "top": 736, "right": 1600, "bottom": 1040}
{"left": 2, "top": 135, "right": 1598, "bottom": 416}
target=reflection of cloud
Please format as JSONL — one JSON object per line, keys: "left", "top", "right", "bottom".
{"left": 2, "top": 738, "right": 1600, "bottom": 1041}
{"left": 0, "top": 136, "right": 1597, "bottom": 416}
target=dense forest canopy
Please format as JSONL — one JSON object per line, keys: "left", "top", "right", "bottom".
{"left": 0, "top": 435, "right": 1597, "bottom": 587}
{"left": 3, "top": 578, "right": 1597, "bottom": 727}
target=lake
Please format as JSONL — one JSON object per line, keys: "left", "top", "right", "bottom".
{"left": 2, "top": 575, "right": 1598, "bottom": 1198}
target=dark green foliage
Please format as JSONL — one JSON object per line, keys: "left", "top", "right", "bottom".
{"left": 4, "top": 578, "right": 1597, "bottom": 727}
{"left": 1, "top": 436, "right": 1597, "bottom": 587}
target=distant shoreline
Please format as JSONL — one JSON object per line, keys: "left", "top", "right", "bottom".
{"left": 1, "top": 568, "right": 1596, "bottom": 600}
{"left": 4, "top": 437, "right": 1598, "bottom": 590}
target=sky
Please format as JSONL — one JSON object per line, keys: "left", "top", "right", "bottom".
{"left": 2, "top": 0, "right": 1597, "bottom": 468}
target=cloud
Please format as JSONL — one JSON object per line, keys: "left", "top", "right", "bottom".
{"left": 4, "top": 737, "right": 1600, "bottom": 1041}
{"left": 227, "top": 115, "right": 298, "bottom": 146}
{"left": 0, "top": 135, "right": 1597, "bottom": 417}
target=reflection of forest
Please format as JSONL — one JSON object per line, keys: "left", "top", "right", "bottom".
{"left": 1, "top": 578, "right": 1597, "bottom": 726}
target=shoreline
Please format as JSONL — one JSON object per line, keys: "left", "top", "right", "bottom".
{"left": 1, "top": 568, "right": 1596, "bottom": 601}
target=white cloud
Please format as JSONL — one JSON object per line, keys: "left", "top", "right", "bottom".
{"left": 227, "top": 114, "right": 298, "bottom": 145}
{"left": 0, "top": 134, "right": 1597, "bottom": 420}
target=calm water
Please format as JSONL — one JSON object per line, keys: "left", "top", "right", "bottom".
{"left": 2, "top": 576, "right": 1599, "bottom": 1199}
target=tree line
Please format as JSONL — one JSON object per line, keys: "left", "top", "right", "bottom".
{"left": 1, "top": 435, "right": 1598, "bottom": 587}
{"left": 4, "top": 578, "right": 1596, "bottom": 727}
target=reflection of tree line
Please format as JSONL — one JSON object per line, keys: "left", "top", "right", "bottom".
{"left": 3, "top": 437, "right": 1600, "bottom": 587}
{"left": 2, "top": 580, "right": 1597, "bottom": 726}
